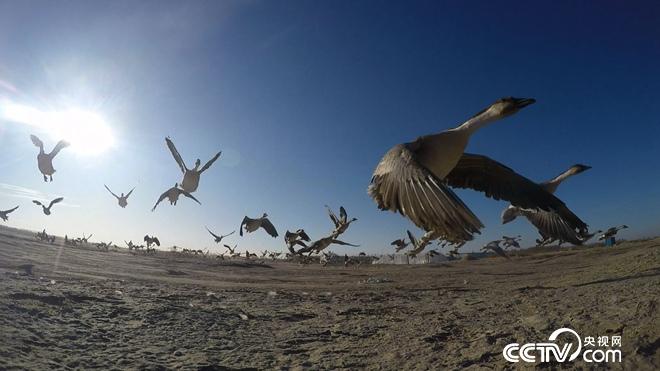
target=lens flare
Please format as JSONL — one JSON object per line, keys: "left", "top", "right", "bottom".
{"left": 1, "top": 100, "right": 114, "bottom": 155}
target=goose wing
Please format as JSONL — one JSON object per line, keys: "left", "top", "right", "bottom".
{"left": 125, "top": 187, "right": 135, "bottom": 198}
{"left": 30, "top": 135, "right": 44, "bottom": 150}
{"left": 519, "top": 208, "right": 586, "bottom": 245}
{"left": 165, "top": 137, "right": 186, "bottom": 173}
{"left": 180, "top": 189, "right": 201, "bottom": 205}
{"left": 49, "top": 197, "right": 64, "bottom": 208}
{"left": 239, "top": 216, "right": 250, "bottom": 236}
{"left": 325, "top": 205, "right": 340, "bottom": 227}
{"left": 221, "top": 230, "right": 236, "bottom": 238}
{"left": 199, "top": 152, "right": 221, "bottom": 174}
{"left": 3, "top": 205, "right": 19, "bottom": 214}
{"left": 339, "top": 206, "right": 347, "bottom": 223}
{"left": 32, "top": 200, "right": 44, "bottom": 206}
{"left": 369, "top": 144, "right": 483, "bottom": 242}
{"left": 49, "top": 140, "right": 70, "bottom": 157}
{"left": 260, "top": 217, "right": 279, "bottom": 238}
{"left": 297, "top": 229, "right": 311, "bottom": 241}
{"left": 445, "top": 153, "right": 587, "bottom": 232}
{"left": 153, "top": 237, "right": 160, "bottom": 246}
{"left": 104, "top": 184, "right": 119, "bottom": 199}
{"left": 151, "top": 189, "right": 169, "bottom": 211}
{"left": 331, "top": 239, "right": 359, "bottom": 247}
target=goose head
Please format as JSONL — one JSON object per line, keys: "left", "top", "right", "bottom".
{"left": 501, "top": 205, "right": 519, "bottom": 224}
{"left": 262, "top": 213, "right": 268, "bottom": 218}
{"left": 487, "top": 97, "right": 536, "bottom": 120}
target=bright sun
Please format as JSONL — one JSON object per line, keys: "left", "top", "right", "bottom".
{"left": 1, "top": 101, "right": 114, "bottom": 155}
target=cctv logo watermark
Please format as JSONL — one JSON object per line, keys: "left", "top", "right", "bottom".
{"left": 503, "top": 328, "right": 622, "bottom": 363}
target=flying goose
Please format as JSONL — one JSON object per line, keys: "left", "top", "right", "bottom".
{"left": 33, "top": 197, "right": 64, "bottom": 215}
{"left": 325, "top": 205, "right": 357, "bottom": 237}
{"left": 165, "top": 137, "right": 221, "bottom": 193}
{"left": 368, "top": 97, "right": 587, "bottom": 246}
{"left": 501, "top": 164, "right": 592, "bottom": 245}
{"left": 598, "top": 225, "right": 628, "bottom": 241}
{"left": 284, "top": 229, "right": 311, "bottom": 253}
{"left": 501, "top": 235, "right": 522, "bottom": 249}
{"left": 240, "top": 213, "right": 278, "bottom": 238}
{"left": 390, "top": 237, "right": 409, "bottom": 252}
{"left": 206, "top": 227, "right": 235, "bottom": 243}
{"left": 151, "top": 183, "right": 201, "bottom": 211}
{"left": 405, "top": 229, "right": 436, "bottom": 257}
{"left": 481, "top": 240, "right": 510, "bottom": 260}
{"left": 0, "top": 206, "right": 19, "bottom": 221}
{"left": 104, "top": 185, "right": 135, "bottom": 208}
{"left": 223, "top": 244, "right": 237, "bottom": 254}
{"left": 297, "top": 235, "right": 359, "bottom": 255}
{"left": 30, "top": 135, "right": 69, "bottom": 182}
{"left": 144, "top": 235, "right": 160, "bottom": 248}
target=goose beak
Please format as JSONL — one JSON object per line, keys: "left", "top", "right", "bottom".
{"left": 513, "top": 97, "right": 536, "bottom": 108}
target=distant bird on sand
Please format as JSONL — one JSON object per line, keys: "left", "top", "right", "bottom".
{"left": 598, "top": 225, "right": 628, "bottom": 241}
{"left": 30, "top": 135, "right": 69, "bottom": 182}
{"left": 369, "top": 97, "right": 587, "bottom": 247}
{"left": 482, "top": 240, "right": 510, "bottom": 260}
{"left": 502, "top": 164, "right": 592, "bottom": 245}
{"left": 152, "top": 183, "right": 201, "bottom": 211}
{"left": 284, "top": 229, "right": 311, "bottom": 253}
{"left": 240, "top": 213, "right": 278, "bottom": 238}
{"left": 0, "top": 206, "right": 19, "bottom": 221}
{"left": 33, "top": 197, "right": 64, "bottom": 215}
{"left": 165, "top": 137, "right": 221, "bottom": 193}
{"left": 326, "top": 205, "right": 357, "bottom": 237}
{"left": 144, "top": 235, "right": 160, "bottom": 248}
{"left": 206, "top": 227, "right": 235, "bottom": 243}
{"left": 390, "top": 237, "right": 409, "bottom": 252}
{"left": 104, "top": 185, "right": 135, "bottom": 208}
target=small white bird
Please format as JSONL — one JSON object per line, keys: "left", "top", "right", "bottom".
{"left": 0, "top": 206, "right": 19, "bottom": 222}
{"left": 30, "top": 135, "right": 69, "bottom": 182}
{"left": 240, "top": 213, "right": 278, "bottom": 238}
{"left": 151, "top": 183, "right": 201, "bottom": 211}
{"left": 104, "top": 185, "right": 135, "bottom": 208}
{"left": 33, "top": 197, "right": 64, "bottom": 215}
{"left": 165, "top": 137, "right": 221, "bottom": 193}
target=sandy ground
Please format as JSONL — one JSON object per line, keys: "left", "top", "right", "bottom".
{"left": 0, "top": 226, "right": 658, "bottom": 370}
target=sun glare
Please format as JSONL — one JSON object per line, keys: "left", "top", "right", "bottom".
{"left": 1, "top": 101, "right": 114, "bottom": 155}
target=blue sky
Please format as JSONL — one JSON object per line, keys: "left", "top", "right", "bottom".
{"left": 0, "top": 1, "right": 658, "bottom": 254}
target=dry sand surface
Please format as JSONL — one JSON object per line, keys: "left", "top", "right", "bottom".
{"left": 1, "top": 225, "right": 658, "bottom": 370}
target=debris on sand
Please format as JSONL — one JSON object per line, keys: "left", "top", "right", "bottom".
{"left": 267, "top": 291, "right": 277, "bottom": 297}
{"left": 360, "top": 277, "right": 393, "bottom": 284}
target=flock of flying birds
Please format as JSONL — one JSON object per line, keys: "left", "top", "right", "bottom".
{"left": 0, "top": 96, "right": 629, "bottom": 261}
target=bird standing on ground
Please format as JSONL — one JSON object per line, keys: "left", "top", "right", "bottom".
{"left": 165, "top": 137, "right": 221, "bottom": 193}
{"left": 240, "top": 213, "right": 278, "bottom": 238}
{"left": 30, "top": 135, "right": 69, "bottom": 182}
{"left": 0, "top": 206, "right": 19, "bottom": 221}
{"left": 104, "top": 185, "right": 135, "bottom": 208}
{"left": 33, "top": 197, "right": 64, "bottom": 215}
{"left": 206, "top": 227, "right": 235, "bottom": 243}
{"left": 369, "top": 97, "right": 587, "bottom": 248}
{"left": 152, "top": 183, "right": 201, "bottom": 211}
